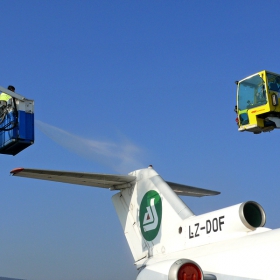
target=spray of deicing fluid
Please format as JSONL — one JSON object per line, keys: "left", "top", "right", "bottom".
{"left": 35, "top": 120, "right": 145, "bottom": 173}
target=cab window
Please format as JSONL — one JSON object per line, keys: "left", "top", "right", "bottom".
{"left": 267, "top": 73, "right": 280, "bottom": 93}
{"left": 238, "top": 75, "right": 266, "bottom": 111}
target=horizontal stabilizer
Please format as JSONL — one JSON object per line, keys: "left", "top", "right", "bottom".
{"left": 10, "top": 168, "right": 220, "bottom": 196}
{"left": 10, "top": 168, "right": 136, "bottom": 190}
{"left": 166, "top": 181, "right": 220, "bottom": 197}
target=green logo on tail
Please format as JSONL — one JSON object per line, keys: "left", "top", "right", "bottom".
{"left": 139, "top": 190, "right": 162, "bottom": 241}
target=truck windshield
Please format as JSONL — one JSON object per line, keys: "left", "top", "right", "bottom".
{"left": 238, "top": 75, "right": 266, "bottom": 111}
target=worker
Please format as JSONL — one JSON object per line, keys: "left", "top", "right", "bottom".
{"left": 0, "top": 85, "right": 15, "bottom": 102}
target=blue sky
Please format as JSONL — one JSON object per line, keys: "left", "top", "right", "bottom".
{"left": 1, "top": 1, "right": 280, "bottom": 279}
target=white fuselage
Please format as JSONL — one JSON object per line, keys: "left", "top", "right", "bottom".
{"left": 141, "top": 228, "right": 280, "bottom": 279}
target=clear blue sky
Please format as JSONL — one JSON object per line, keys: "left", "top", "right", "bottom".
{"left": 1, "top": 1, "right": 280, "bottom": 279}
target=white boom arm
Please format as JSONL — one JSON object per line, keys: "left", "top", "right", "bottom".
{"left": 0, "top": 85, "right": 28, "bottom": 101}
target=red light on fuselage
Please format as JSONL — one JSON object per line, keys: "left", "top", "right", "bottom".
{"left": 177, "top": 263, "right": 202, "bottom": 280}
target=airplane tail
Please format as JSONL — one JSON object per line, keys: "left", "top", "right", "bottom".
{"left": 111, "top": 166, "right": 217, "bottom": 263}
{"left": 10, "top": 166, "right": 219, "bottom": 265}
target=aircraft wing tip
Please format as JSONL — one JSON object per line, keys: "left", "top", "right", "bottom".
{"left": 10, "top": 167, "right": 24, "bottom": 175}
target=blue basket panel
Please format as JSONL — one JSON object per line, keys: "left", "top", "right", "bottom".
{"left": 0, "top": 112, "right": 18, "bottom": 147}
{"left": 18, "top": 111, "right": 34, "bottom": 141}
{"left": 0, "top": 111, "right": 34, "bottom": 155}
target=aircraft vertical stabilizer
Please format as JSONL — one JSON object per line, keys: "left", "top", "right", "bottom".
{"left": 112, "top": 167, "right": 194, "bottom": 263}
